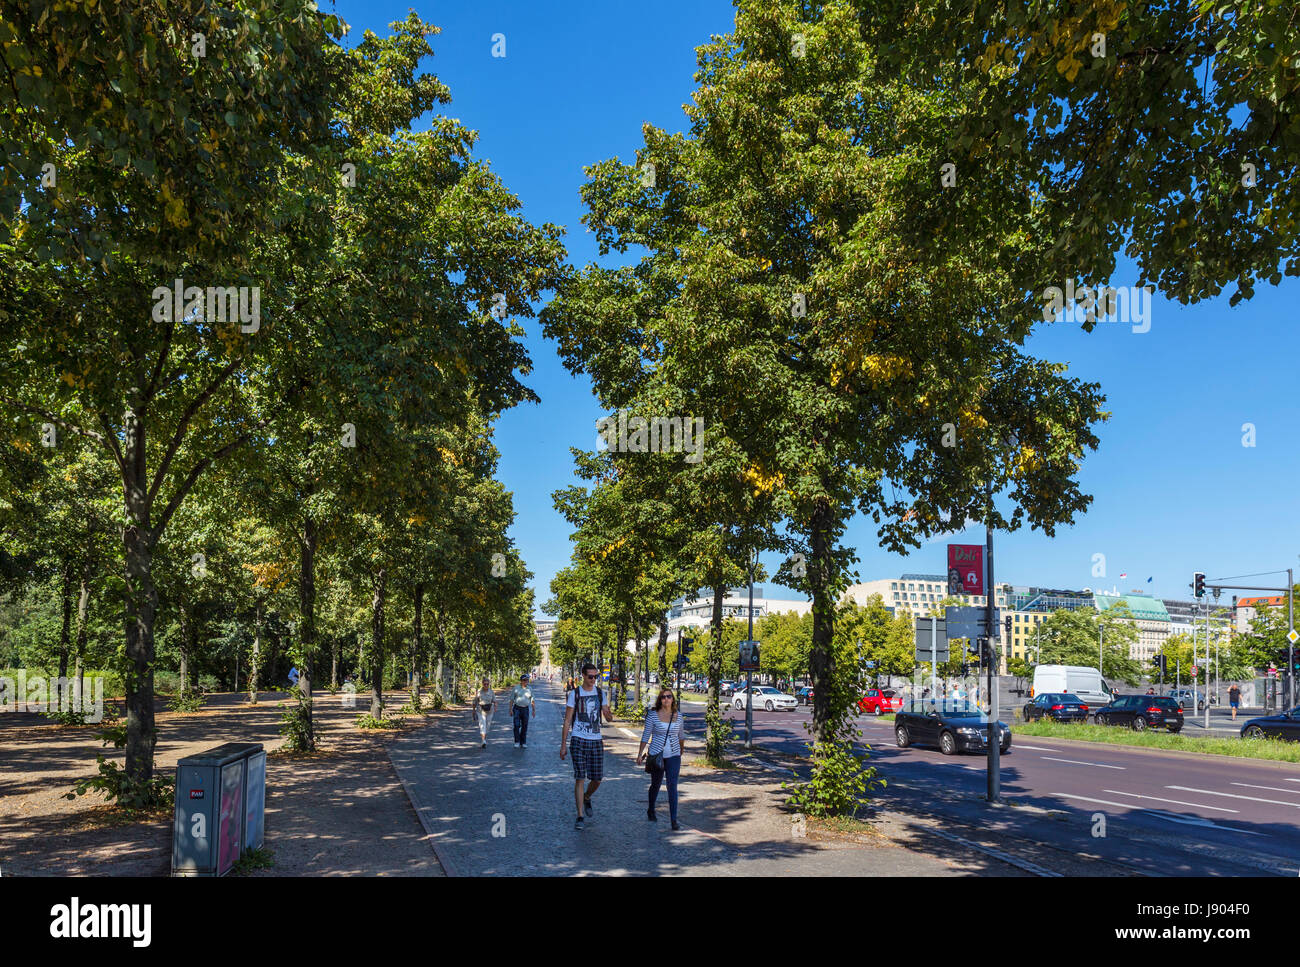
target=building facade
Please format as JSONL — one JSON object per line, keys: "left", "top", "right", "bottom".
{"left": 667, "top": 586, "right": 812, "bottom": 634}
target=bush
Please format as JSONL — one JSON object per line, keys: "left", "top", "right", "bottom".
{"left": 153, "top": 670, "right": 182, "bottom": 695}
{"left": 355, "top": 712, "right": 404, "bottom": 730}
{"left": 197, "top": 673, "right": 220, "bottom": 693}
{"left": 784, "top": 738, "right": 884, "bottom": 818}
{"left": 65, "top": 756, "right": 175, "bottom": 814}
{"left": 279, "top": 688, "right": 314, "bottom": 751}
{"left": 166, "top": 692, "right": 205, "bottom": 714}
{"left": 64, "top": 710, "right": 169, "bottom": 814}
{"left": 427, "top": 690, "right": 446, "bottom": 711}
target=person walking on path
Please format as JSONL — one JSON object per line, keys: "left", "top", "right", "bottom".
{"left": 637, "top": 688, "right": 685, "bottom": 830}
{"left": 1229, "top": 682, "right": 1241, "bottom": 721}
{"left": 560, "top": 662, "right": 612, "bottom": 830}
{"left": 509, "top": 673, "right": 537, "bottom": 748}
{"left": 473, "top": 677, "right": 496, "bottom": 748}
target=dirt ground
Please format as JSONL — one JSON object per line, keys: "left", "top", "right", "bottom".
{"left": 0, "top": 688, "right": 445, "bottom": 876}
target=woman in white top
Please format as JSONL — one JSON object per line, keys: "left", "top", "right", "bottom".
{"left": 637, "top": 688, "right": 685, "bottom": 829}
{"left": 472, "top": 677, "right": 496, "bottom": 748}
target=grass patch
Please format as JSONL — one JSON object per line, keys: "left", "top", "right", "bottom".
{"left": 1014, "top": 720, "right": 1300, "bottom": 762}
{"left": 690, "top": 757, "right": 739, "bottom": 770}
{"left": 230, "top": 846, "right": 275, "bottom": 875}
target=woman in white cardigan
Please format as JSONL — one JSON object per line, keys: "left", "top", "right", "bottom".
{"left": 636, "top": 688, "right": 685, "bottom": 829}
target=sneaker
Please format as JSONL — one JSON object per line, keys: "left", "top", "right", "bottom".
{"left": 574, "top": 816, "right": 585, "bottom": 830}
{"left": 514, "top": 742, "right": 520, "bottom": 748}
{"left": 671, "top": 821, "right": 681, "bottom": 831}
{"left": 584, "top": 798, "right": 593, "bottom": 817}
{"left": 647, "top": 807, "right": 657, "bottom": 822}
{"left": 481, "top": 741, "right": 486, "bottom": 749}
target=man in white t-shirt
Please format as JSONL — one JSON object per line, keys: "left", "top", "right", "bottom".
{"left": 560, "top": 662, "right": 614, "bottom": 830}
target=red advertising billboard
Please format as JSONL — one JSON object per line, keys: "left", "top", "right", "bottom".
{"left": 947, "top": 544, "right": 985, "bottom": 596}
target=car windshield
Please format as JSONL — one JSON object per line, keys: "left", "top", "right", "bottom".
{"left": 759, "top": 687, "right": 780, "bottom": 694}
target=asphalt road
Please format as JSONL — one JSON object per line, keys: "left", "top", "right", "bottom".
{"left": 679, "top": 699, "right": 1300, "bottom": 876}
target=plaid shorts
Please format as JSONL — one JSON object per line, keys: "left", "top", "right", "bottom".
{"left": 569, "top": 736, "right": 604, "bottom": 781}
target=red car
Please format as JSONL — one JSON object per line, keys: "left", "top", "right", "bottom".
{"left": 857, "top": 688, "right": 903, "bottom": 715}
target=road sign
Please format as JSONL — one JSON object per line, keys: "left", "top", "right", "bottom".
{"left": 944, "top": 606, "right": 1001, "bottom": 642}
{"left": 1288, "top": 629, "right": 1299, "bottom": 644}
{"left": 914, "top": 616, "right": 949, "bottom": 664}
{"left": 947, "top": 544, "right": 985, "bottom": 595}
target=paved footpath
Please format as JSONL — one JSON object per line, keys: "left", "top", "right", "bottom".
{"left": 387, "top": 680, "right": 974, "bottom": 876}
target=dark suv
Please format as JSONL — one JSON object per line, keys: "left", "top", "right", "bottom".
{"left": 1095, "top": 695, "right": 1183, "bottom": 732}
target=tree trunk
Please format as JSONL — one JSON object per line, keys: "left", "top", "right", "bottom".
{"left": 122, "top": 515, "right": 159, "bottom": 784}
{"left": 634, "top": 629, "right": 643, "bottom": 705}
{"left": 74, "top": 572, "right": 90, "bottom": 709}
{"left": 249, "top": 599, "right": 262, "bottom": 704}
{"left": 809, "top": 501, "right": 836, "bottom": 746}
{"left": 331, "top": 635, "right": 340, "bottom": 691}
{"left": 177, "top": 601, "right": 189, "bottom": 700}
{"left": 615, "top": 617, "right": 628, "bottom": 704}
{"left": 658, "top": 620, "right": 669, "bottom": 683}
{"left": 297, "top": 521, "right": 318, "bottom": 750}
{"left": 369, "top": 567, "right": 386, "bottom": 718}
{"left": 57, "top": 561, "right": 73, "bottom": 680}
{"left": 410, "top": 582, "right": 424, "bottom": 708}
{"left": 435, "top": 610, "right": 448, "bottom": 700}
{"left": 705, "top": 580, "right": 726, "bottom": 763}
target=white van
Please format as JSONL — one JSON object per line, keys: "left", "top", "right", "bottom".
{"left": 1031, "top": 665, "right": 1115, "bottom": 714}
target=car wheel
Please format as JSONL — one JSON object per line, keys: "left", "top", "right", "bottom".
{"left": 765, "top": 700, "right": 774, "bottom": 712}
{"left": 895, "top": 725, "right": 911, "bottom": 748}
{"left": 1243, "top": 726, "right": 1265, "bottom": 739}
{"left": 874, "top": 705, "right": 883, "bottom": 716}
{"left": 940, "top": 731, "right": 957, "bottom": 755}
{"left": 1000, "top": 742, "right": 1011, "bottom": 755}
{"left": 1131, "top": 716, "right": 1147, "bottom": 732}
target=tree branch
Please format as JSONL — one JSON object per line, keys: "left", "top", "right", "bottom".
{"left": 147, "top": 356, "right": 244, "bottom": 507}
{"left": 149, "top": 418, "right": 268, "bottom": 548}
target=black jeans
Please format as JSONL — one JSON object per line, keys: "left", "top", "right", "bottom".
{"left": 512, "top": 706, "right": 530, "bottom": 744}
{"left": 648, "top": 754, "right": 681, "bottom": 822}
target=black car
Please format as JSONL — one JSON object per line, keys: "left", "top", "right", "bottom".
{"left": 894, "top": 702, "right": 1011, "bottom": 755}
{"left": 1095, "top": 694, "right": 1183, "bottom": 732}
{"left": 1240, "top": 707, "right": 1300, "bottom": 742}
{"left": 1023, "top": 692, "right": 1090, "bottom": 723}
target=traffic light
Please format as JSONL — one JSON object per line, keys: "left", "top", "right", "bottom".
{"left": 1193, "top": 572, "right": 1206, "bottom": 598}
{"left": 1155, "top": 655, "right": 1167, "bottom": 674}
{"left": 1004, "top": 615, "right": 1012, "bottom": 642}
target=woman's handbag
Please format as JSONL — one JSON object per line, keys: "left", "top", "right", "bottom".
{"left": 645, "top": 711, "right": 675, "bottom": 773}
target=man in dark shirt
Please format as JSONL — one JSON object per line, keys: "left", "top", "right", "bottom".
{"left": 1228, "top": 683, "right": 1241, "bottom": 720}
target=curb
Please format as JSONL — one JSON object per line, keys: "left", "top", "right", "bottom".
{"left": 384, "top": 724, "right": 459, "bottom": 878}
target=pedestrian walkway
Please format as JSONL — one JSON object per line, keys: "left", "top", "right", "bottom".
{"left": 386, "top": 680, "right": 964, "bottom": 876}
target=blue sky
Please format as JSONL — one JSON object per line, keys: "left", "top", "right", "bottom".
{"left": 330, "top": 1, "right": 1300, "bottom": 612}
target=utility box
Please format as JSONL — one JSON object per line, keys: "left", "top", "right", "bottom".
{"left": 172, "top": 743, "right": 266, "bottom": 877}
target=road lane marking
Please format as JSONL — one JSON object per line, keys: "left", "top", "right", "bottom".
{"left": 1050, "top": 795, "right": 1262, "bottom": 838}
{"left": 1103, "top": 789, "right": 1239, "bottom": 813}
{"left": 1053, "top": 793, "right": 1142, "bottom": 810}
{"left": 617, "top": 727, "right": 639, "bottom": 739}
{"left": 1167, "top": 785, "right": 1300, "bottom": 809}
{"left": 1232, "top": 782, "right": 1300, "bottom": 795}
{"left": 1013, "top": 744, "right": 1055, "bottom": 751}
{"left": 1040, "top": 756, "right": 1126, "bottom": 770}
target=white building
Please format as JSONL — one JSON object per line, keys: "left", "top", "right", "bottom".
{"left": 842, "top": 573, "right": 1011, "bottom": 615}
{"left": 667, "top": 586, "right": 812, "bottom": 634}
